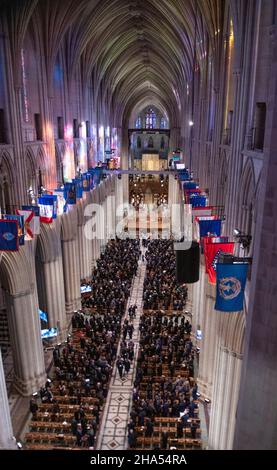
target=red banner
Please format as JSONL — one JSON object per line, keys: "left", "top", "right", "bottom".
{"left": 205, "top": 242, "right": 235, "bottom": 284}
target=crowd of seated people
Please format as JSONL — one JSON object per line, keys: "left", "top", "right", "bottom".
{"left": 143, "top": 240, "right": 187, "bottom": 311}
{"left": 82, "top": 239, "right": 141, "bottom": 312}
{"left": 128, "top": 241, "right": 201, "bottom": 450}
{"left": 24, "top": 239, "right": 140, "bottom": 450}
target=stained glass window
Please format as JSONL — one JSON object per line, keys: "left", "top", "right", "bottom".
{"left": 146, "top": 108, "right": 156, "bottom": 129}
{"left": 21, "top": 49, "right": 29, "bottom": 123}
{"left": 135, "top": 116, "right": 142, "bottom": 128}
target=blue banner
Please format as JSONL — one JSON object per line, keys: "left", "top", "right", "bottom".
{"left": 64, "top": 182, "right": 76, "bottom": 205}
{"left": 22, "top": 205, "right": 40, "bottom": 216}
{"left": 184, "top": 181, "right": 198, "bottom": 190}
{"left": 38, "top": 197, "right": 55, "bottom": 223}
{"left": 0, "top": 219, "right": 19, "bottom": 251}
{"left": 199, "top": 219, "right": 222, "bottom": 238}
{"left": 82, "top": 173, "right": 91, "bottom": 192}
{"left": 73, "top": 178, "right": 83, "bottom": 198}
{"left": 5, "top": 214, "right": 25, "bottom": 245}
{"left": 88, "top": 167, "right": 103, "bottom": 185}
{"left": 215, "top": 263, "right": 248, "bottom": 312}
{"left": 178, "top": 169, "right": 190, "bottom": 181}
{"left": 41, "top": 195, "right": 57, "bottom": 219}
{"left": 190, "top": 195, "right": 207, "bottom": 207}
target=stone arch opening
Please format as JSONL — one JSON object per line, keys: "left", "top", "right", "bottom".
{"left": 0, "top": 249, "right": 45, "bottom": 396}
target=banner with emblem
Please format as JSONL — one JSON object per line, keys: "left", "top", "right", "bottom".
{"left": 215, "top": 263, "right": 248, "bottom": 312}
{"left": 0, "top": 219, "right": 19, "bottom": 251}
{"left": 205, "top": 242, "right": 235, "bottom": 284}
{"left": 5, "top": 214, "right": 25, "bottom": 245}
{"left": 22, "top": 205, "right": 40, "bottom": 234}
{"left": 53, "top": 190, "right": 67, "bottom": 215}
{"left": 190, "top": 195, "right": 207, "bottom": 208}
{"left": 64, "top": 182, "right": 76, "bottom": 205}
{"left": 82, "top": 173, "right": 91, "bottom": 192}
{"left": 202, "top": 235, "right": 229, "bottom": 262}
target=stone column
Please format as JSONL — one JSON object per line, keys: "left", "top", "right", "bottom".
{"left": 61, "top": 209, "right": 81, "bottom": 315}
{"left": 5, "top": 288, "right": 46, "bottom": 396}
{"left": 106, "top": 192, "right": 116, "bottom": 240}
{"left": 36, "top": 222, "right": 67, "bottom": 339}
{"left": 197, "top": 283, "right": 219, "bottom": 399}
{"left": 209, "top": 347, "right": 243, "bottom": 449}
{"left": 0, "top": 350, "right": 16, "bottom": 449}
{"left": 77, "top": 197, "right": 93, "bottom": 280}
{"left": 41, "top": 258, "right": 67, "bottom": 339}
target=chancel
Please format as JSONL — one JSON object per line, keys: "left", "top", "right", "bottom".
{"left": 0, "top": 0, "right": 276, "bottom": 454}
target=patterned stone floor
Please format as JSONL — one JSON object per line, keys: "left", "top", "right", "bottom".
{"left": 97, "top": 246, "right": 146, "bottom": 450}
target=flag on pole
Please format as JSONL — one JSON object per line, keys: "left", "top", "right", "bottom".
{"left": 205, "top": 242, "right": 235, "bottom": 284}
{"left": 215, "top": 263, "right": 248, "bottom": 312}
{"left": 22, "top": 205, "right": 40, "bottom": 234}
{"left": 0, "top": 219, "right": 19, "bottom": 251}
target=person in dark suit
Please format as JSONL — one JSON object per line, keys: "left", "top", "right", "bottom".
{"left": 177, "top": 419, "right": 184, "bottom": 438}
{"left": 128, "top": 429, "right": 137, "bottom": 449}
{"left": 161, "top": 431, "right": 169, "bottom": 449}
{"left": 145, "top": 418, "right": 154, "bottom": 437}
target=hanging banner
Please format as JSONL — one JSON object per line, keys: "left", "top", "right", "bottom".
{"left": 73, "top": 178, "right": 83, "bottom": 199}
{"left": 178, "top": 169, "right": 190, "bottom": 181}
{"left": 38, "top": 196, "right": 56, "bottom": 223}
{"left": 184, "top": 181, "right": 198, "bottom": 190}
{"left": 16, "top": 209, "right": 36, "bottom": 240}
{"left": 190, "top": 195, "right": 207, "bottom": 207}
{"left": 198, "top": 219, "right": 222, "bottom": 238}
{"left": 88, "top": 167, "right": 103, "bottom": 185}
{"left": 215, "top": 263, "right": 248, "bottom": 312}
{"left": 0, "top": 219, "right": 19, "bottom": 251}
{"left": 203, "top": 236, "right": 229, "bottom": 268}
{"left": 192, "top": 206, "right": 214, "bottom": 218}
{"left": 82, "top": 173, "right": 91, "bottom": 192}
{"left": 22, "top": 205, "right": 40, "bottom": 234}
{"left": 42, "top": 195, "right": 57, "bottom": 219}
{"left": 64, "top": 182, "right": 77, "bottom": 205}
{"left": 205, "top": 242, "right": 235, "bottom": 284}
{"left": 53, "top": 190, "right": 67, "bottom": 215}
{"left": 5, "top": 214, "right": 25, "bottom": 246}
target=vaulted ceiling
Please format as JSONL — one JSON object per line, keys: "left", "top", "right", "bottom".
{"left": 3, "top": 0, "right": 225, "bottom": 125}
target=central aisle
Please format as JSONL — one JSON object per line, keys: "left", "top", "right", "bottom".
{"left": 98, "top": 244, "right": 146, "bottom": 450}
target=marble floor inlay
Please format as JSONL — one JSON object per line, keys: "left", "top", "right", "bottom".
{"left": 98, "top": 245, "right": 146, "bottom": 450}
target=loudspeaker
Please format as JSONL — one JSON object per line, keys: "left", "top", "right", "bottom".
{"left": 175, "top": 241, "right": 200, "bottom": 283}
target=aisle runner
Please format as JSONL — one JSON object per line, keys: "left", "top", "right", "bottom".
{"left": 98, "top": 245, "right": 146, "bottom": 450}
